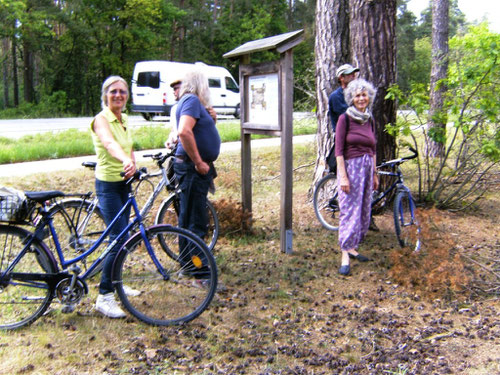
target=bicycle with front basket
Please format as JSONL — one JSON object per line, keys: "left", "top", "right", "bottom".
{"left": 39, "top": 148, "right": 219, "bottom": 275}
{"left": 0, "top": 170, "right": 217, "bottom": 330}
{"left": 313, "top": 147, "right": 421, "bottom": 251}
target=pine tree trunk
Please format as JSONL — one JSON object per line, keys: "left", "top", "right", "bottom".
{"left": 428, "top": 0, "right": 449, "bottom": 158}
{"left": 2, "top": 39, "right": 9, "bottom": 108}
{"left": 12, "top": 34, "right": 19, "bottom": 107}
{"left": 349, "top": 0, "right": 397, "bottom": 175}
{"left": 23, "top": 40, "right": 34, "bottom": 103}
{"left": 312, "top": 0, "right": 350, "bottom": 187}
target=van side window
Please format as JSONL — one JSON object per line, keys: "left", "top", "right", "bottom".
{"left": 225, "top": 77, "right": 239, "bottom": 93}
{"left": 137, "top": 72, "right": 160, "bottom": 89}
{"left": 208, "top": 78, "right": 221, "bottom": 88}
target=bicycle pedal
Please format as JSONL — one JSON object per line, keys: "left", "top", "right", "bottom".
{"left": 61, "top": 304, "right": 76, "bottom": 314}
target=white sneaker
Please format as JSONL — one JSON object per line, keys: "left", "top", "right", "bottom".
{"left": 123, "top": 285, "right": 141, "bottom": 297}
{"left": 95, "top": 293, "right": 126, "bottom": 318}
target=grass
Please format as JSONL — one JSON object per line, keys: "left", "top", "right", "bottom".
{"left": 0, "top": 116, "right": 317, "bottom": 165}
{"left": 0, "top": 141, "right": 498, "bottom": 374}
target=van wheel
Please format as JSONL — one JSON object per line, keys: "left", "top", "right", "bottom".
{"left": 234, "top": 104, "right": 240, "bottom": 119}
{"left": 141, "top": 113, "right": 154, "bottom": 121}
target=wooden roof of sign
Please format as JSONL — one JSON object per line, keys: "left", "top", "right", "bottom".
{"left": 223, "top": 29, "right": 304, "bottom": 59}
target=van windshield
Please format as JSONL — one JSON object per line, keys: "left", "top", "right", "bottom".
{"left": 137, "top": 72, "right": 160, "bottom": 89}
{"left": 225, "top": 77, "right": 239, "bottom": 93}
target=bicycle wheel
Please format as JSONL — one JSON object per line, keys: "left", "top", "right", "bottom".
{"left": 0, "top": 225, "right": 57, "bottom": 330}
{"left": 155, "top": 194, "right": 219, "bottom": 252}
{"left": 45, "top": 199, "right": 106, "bottom": 276}
{"left": 113, "top": 225, "right": 217, "bottom": 326}
{"left": 393, "top": 190, "right": 421, "bottom": 251}
{"left": 313, "top": 173, "right": 340, "bottom": 231}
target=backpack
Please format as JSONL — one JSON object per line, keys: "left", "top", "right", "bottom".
{"left": 325, "top": 114, "right": 374, "bottom": 173}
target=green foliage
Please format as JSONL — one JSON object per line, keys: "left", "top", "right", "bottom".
{"left": 388, "top": 24, "right": 500, "bottom": 210}
{"left": 396, "top": 0, "right": 467, "bottom": 94}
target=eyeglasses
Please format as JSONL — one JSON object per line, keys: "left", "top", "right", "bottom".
{"left": 173, "top": 85, "right": 181, "bottom": 91}
{"left": 109, "top": 89, "right": 128, "bottom": 95}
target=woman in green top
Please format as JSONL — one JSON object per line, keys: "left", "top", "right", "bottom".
{"left": 90, "top": 76, "right": 137, "bottom": 319}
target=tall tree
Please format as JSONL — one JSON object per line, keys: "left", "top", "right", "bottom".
{"left": 312, "top": 0, "right": 349, "bottom": 185}
{"left": 427, "top": 0, "right": 449, "bottom": 157}
{"left": 0, "top": 0, "right": 25, "bottom": 107}
{"left": 396, "top": 0, "right": 418, "bottom": 93}
{"left": 350, "top": 0, "right": 398, "bottom": 171}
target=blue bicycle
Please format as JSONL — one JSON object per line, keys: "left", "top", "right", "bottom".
{"left": 313, "top": 147, "right": 421, "bottom": 251}
{"left": 0, "top": 171, "right": 217, "bottom": 330}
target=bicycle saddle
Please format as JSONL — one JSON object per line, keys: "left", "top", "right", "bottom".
{"left": 24, "top": 191, "right": 65, "bottom": 203}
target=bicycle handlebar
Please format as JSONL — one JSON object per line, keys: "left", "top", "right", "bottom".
{"left": 378, "top": 147, "right": 418, "bottom": 168}
{"left": 142, "top": 148, "right": 176, "bottom": 167}
{"left": 403, "top": 147, "right": 418, "bottom": 160}
{"left": 120, "top": 167, "right": 148, "bottom": 183}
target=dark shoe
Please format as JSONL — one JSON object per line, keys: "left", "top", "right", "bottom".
{"left": 348, "top": 253, "right": 370, "bottom": 262}
{"left": 339, "top": 265, "right": 350, "bottom": 276}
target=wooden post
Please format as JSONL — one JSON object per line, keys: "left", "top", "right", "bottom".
{"left": 280, "top": 50, "right": 294, "bottom": 253}
{"left": 240, "top": 55, "right": 252, "bottom": 228}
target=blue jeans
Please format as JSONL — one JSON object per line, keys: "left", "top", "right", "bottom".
{"left": 173, "top": 161, "right": 214, "bottom": 279}
{"left": 95, "top": 179, "right": 131, "bottom": 294}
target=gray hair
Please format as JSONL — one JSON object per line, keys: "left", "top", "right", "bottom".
{"left": 179, "top": 69, "right": 211, "bottom": 107}
{"left": 344, "top": 78, "right": 376, "bottom": 109}
{"left": 101, "top": 75, "right": 129, "bottom": 110}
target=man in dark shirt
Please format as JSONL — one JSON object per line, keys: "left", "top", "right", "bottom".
{"left": 328, "top": 64, "right": 359, "bottom": 131}
{"left": 173, "top": 71, "right": 221, "bottom": 282}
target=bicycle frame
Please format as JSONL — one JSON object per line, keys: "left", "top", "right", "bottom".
{"left": 6, "top": 188, "right": 167, "bottom": 284}
{"left": 136, "top": 164, "right": 171, "bottom": 219}
{"left": 372, "top": 166, "right": 405, "bottom": 207}
{"left": 376, "top": 161, "right": 419, "bottom": 229}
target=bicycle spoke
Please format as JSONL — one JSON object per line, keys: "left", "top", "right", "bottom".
{"left": 313, "top": 174, "right": 340, "bottom": 231}
{"left": 0, "top": 226, "right": 55, "bottom": 330}
{"left": 113, "top": 225, "right": 217, "bottom": 326}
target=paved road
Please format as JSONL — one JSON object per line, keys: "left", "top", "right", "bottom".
{"left": 0, "top": 134, "right": 316, "bottom": 178}
{"left": 0, "top": 113, "right": 313, "bottom": 139}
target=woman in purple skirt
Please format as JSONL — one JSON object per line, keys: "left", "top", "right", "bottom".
{"left": 334, "top": 79, "right": 379, "bottom": 276}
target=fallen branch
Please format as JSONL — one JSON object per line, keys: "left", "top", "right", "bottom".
{"left": 262, "top": 162, "right": 315, "bottom": 181}
{"left": 461, "top": 254, "right": 500, "bottom": 280}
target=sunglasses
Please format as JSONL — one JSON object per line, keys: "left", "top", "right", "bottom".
{"left": 109, "top": 89, "right": 128, "bottom": 95}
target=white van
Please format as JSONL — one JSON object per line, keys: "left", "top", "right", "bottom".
{"left": 131, "top": 60, "right": 240, "bottom": 120}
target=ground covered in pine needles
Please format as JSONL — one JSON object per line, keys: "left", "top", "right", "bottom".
{"left": 0, "top": 142, "right": 498, "bottom": 374}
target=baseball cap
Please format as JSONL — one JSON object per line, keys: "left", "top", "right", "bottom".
{"left": 336, "top": 64, "right": 359, "bottom": 78}
{"left": 170, "top": 78, "right": 182, "bottom": 88}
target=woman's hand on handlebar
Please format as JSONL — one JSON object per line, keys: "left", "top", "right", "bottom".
{"left": 122, "top": 158, "right": 136, "bottom": 179}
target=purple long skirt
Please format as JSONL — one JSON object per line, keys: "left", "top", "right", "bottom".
{"left": 338, "top": 154, "right": 373, "bottom": 251}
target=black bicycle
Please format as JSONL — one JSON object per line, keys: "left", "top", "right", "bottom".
{"left": 0, "top": 170, "right": 217, "bottom": 330}
{"left": 313, "top": 147, "right": 421, "bottom": 251}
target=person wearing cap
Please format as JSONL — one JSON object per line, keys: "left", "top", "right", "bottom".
{"left": 328, "top": 64, "right": 359, "bottom": 131}
{"left": 173, "top": 69, "right": 221, "bottom": 285}
{"left": 165, "top": 78, "right": 182, "bottom": 150}
{"left": 166, "top": 78, "right": 218, "bottom": 150}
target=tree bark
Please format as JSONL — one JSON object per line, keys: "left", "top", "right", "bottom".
{"left": 2, "top": 39, "right": 9, "bottom": 108}
{"left": 349, "top": 0, "right": 397, "bottom": 173}
{"left": 12, "top": 34, "right": 19, "bottom": 107}
{"left": 23, "top": 40, "right": 35, "bottom": 103}
{"left": 428, "top": 0, "right": 449, "bottom": 158}
{"left": 312, "top": 0, "right": 350, "bottom": 187}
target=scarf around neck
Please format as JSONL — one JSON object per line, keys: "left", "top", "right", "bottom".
{"left": 346, "top": 106, "right": 371, "bottom": 124}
